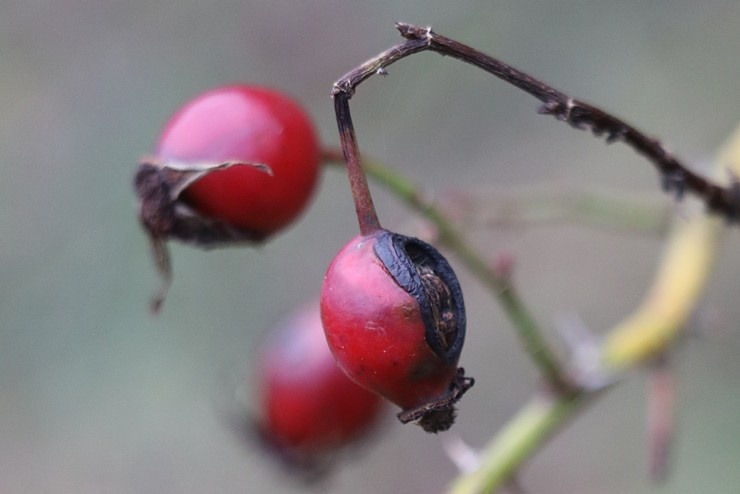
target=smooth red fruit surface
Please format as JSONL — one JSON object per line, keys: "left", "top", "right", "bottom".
{"left": 256, "top": 302, "right": 383, "bottom": 462}
{"left": 156, "top": 85, "right": 320, "bottom": 236}
{"left": 320, "top": 234, "right": 459, "bottom": 411}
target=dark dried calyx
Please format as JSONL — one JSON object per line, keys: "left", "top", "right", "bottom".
{"left": 134, "top": 159, "right": 270, "bottom": 246}
{"left": 133, "top": 158, "right": 270, "bottom": 314}
{"left": 397, "top": 368, "right": 475, "bottom": 433}
{"left": 373, "top": 229, "right": 473, "bottom": 433}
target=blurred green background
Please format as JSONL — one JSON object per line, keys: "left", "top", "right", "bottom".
{"left": 3, "top": 1, "right": 740, "bottom": 493}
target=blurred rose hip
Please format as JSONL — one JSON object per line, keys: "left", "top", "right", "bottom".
{"left": 154, "top": 85, "right": 321, "bottom": 238}
{"left": 254, "top": 302, "right": 385, "bottom": 472}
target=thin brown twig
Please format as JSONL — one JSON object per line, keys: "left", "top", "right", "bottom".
{"left": 333, "top": 89, "right": 381, "bottom": 235}
{"left": 332, "top": 22, "right": 740, "bottom": 223}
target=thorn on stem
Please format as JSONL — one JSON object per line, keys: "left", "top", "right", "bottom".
{"left": 647, "top": 356, "right": 675, "bottom": 483}
{"left": 537, "top": 100, "right": 560, "bottom": 116}
{"left": 441, "top": 434, "right": 481, "bottom": 473}
{"left": 661, "top": 170, "right": 687, "bottom": 201}
{"left": 490, "top": 252, "right": 515, "bottom": 283}
{"left": 721, "top": 171, "right": 740, "bottom": 224}
{"left": 605, "top": 127, "right": 627, "bottom": 144}
{"left": 556, "top": 313, "right": 615, "bottom": 391}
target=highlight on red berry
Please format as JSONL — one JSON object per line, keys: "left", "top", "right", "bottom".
{"left": 157, "top": 85, "right": 320, "bottom": 237}
{"left": 253, "top": 301, "right": 385, "bottom": 474}
{"left": 320, "top": 230, "right": 473, "bottom": 433}
{"left": 134, "top": 84, "right": 321, "bottom": 313}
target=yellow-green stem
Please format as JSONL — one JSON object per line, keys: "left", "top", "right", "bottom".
{"left": 449, "top": 392, "right": 584, "bottom": 494}
{"left": 445, "top": 123, "right": 740, "bottom": 493}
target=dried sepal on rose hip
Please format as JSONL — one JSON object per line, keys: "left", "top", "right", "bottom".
{"left": 135, "top": 159, "right": 273, "bottom": 243}
{"left": 321, "top": 230, "right": 473, "bottom": 433}
{"left": 250, "top": 302, "right": 385, "bottom": 477}
{"left": 134, "top": 85, "right": 320, "bottom": 313}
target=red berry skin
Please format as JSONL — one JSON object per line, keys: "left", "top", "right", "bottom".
{"left": 320, "top": 234, "right": 460, "bottom": 412}
{"left": 155, "top": 85, "right": 320, "bottom": 237}
{"left": 256, "top": 302, "right": 384, "bottom": 463}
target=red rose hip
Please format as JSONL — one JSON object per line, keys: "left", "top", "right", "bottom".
{"left": 323, "top": 77, "right": 472, "bottom": 432}
{"left": 321, "top": 230, "right": 473, "bottom": 433}
{"left": 134, "top": 85, "right": 321, "bottom": 312}
{"left": 155, "top": 85, "right": 320, "bottom": 237}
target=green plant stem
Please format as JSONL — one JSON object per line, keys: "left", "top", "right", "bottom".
{"left": 449, "top": 392, "right": 584, "bottom": 494}
{"left": 455, "top": 186, "right": 668, "bottom": 235}
{"left": 322, "top": 149, "right": 572, "bottom": 394}
{"left": 444, "top": 123, "right": 740, "bottom": 493}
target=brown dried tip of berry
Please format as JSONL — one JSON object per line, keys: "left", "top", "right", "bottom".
{"left": 396, "top": 368, "right": 475, "bottom": 433}
{"left": 133, "top": 158, "right": 271, "bottom": 315}
{"left": 134, "top": 158, "right": 272, "bottom": 245}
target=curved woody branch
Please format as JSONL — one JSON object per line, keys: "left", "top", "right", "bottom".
{"left": 333, "top": 22, "right": 740, "bottom": 223}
